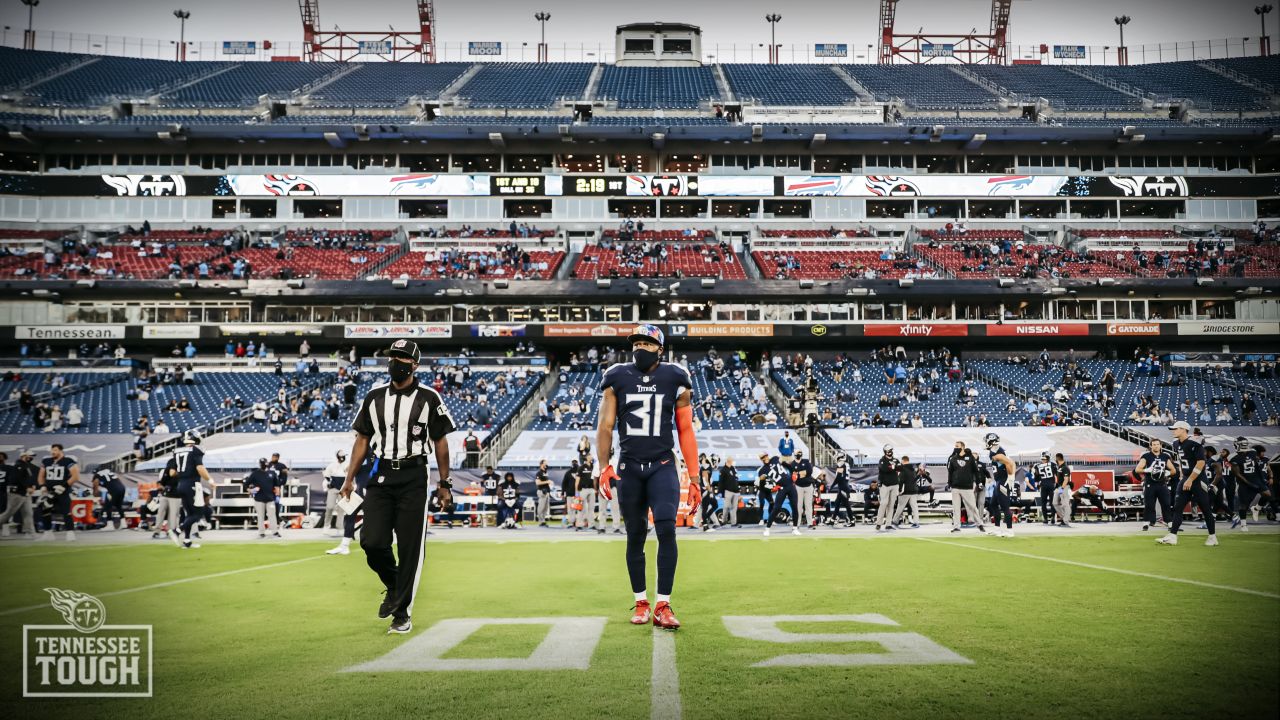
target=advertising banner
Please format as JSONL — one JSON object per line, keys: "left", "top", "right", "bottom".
{"left": 470, "top": 324, "right": 527, "bottom": 338}
{"left": 1071, "top": 469, "right": 1116, "bottom": 492}
{"left": 543, "top": 323, "right": 635, "bottom": 338}
{"left": 344, "top": 324, "right": 451, "bottom": 339}
{"left": 142, "top": 325, "right": 202, "bottom": 340}
{"left": 863, "top": 324, "right": 968, "bottom": 338}
{"left": 667, "top": 323, "right": 774, "bottom": 338}
{"left": 1106, "top": 322, "right": 1163, "bottom": 336}
{"left": 984, "top": 323, "right": 1090, "bottom": 337}
{"left": 1178, "top": 321, "right": 1280, "bottom": 336}
{"left": 625, "top": 175, "right": 696, "bottom": 197}
{"left": 499, "top": 429, "right": 808, "bottom": 468}
{"left": 697, "top": 176, "right": 775, "bottom": 197}
{"left": 225, "top": 174, "right": 490, "bottom": 197}
{"left": 16, "top": 325, "right": 124, "bottom": 340}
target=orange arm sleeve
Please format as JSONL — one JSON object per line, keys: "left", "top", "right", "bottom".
{"left": 675, "top": 404, "right": 700, "bottom": 475}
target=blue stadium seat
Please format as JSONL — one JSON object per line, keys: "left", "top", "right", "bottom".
{"left": 160, "top": 62, "right": 341, "bottom": 107}
{"left": 25, "top": 57, "right": 228, "bottom": 106}
{"left": 721, "top": 64, "right": 858, "bottom": 106}
{"left": 454, "top": 63, "right": 594, "bottom": 109}
{"left": 1088, "top": 61, "right": 1270, "bottom": 111}
{"left": 0, "top": 47, "right": 89, "bottom": 91}
{"left": 847, "top": 65, "right": 1000, "bottom": 109}
{"left": 966, "top": 65, "right": 1143, "bottom": 111}
{"left": 307, "top": 63, "right": 473, "bottom": 108}
{"left": 596, "top": 66, "right": 719, "bottom": 109}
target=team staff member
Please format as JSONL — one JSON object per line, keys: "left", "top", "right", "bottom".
{"left": 341, "top": 340, "right": 456, "bottom": 635}
{"left": 597, "top": 325, "right": 700, "bottom": 630}
{"left": 1158, "top": 421, "right": 1217, "bottom": 547}
{"left": 0, "top": 451, "right": 36, "bottom": 537}
{"left": 562, "top": 460, "right": 582, "bottom": 529}
{"left": 792, "top": 450, "right": 816, "bottom": 528}
{"left": 756, "top": 453, "right": 777, "bottom": 526}
{"left": 92, "top": 466, "right": 127, "bottom": 531}
{"left": 1030, "top": 454, "right": 1057, "bottom": 524}
{"left": 577, "top": 458, "right": 602, "bottom": 533}
{"left": 245, "top": 458, "right": 282, "bottom": 538}
{"left": 1230, "top": 437, "right": 1270, "bottom": 532}
{"left": 718, "top": 457, "right": 741, "bottom": 527}
{"left": 534, "top": 459, "right": 552, "bottom": 527}
{"left": 892, "top": 455, "right": 921, "bottom": 529}
{"left": 1051, "top": 453, "right": 1074, "bottom": 527}
{"left": 947, "top": 442, "right": 986, "bottom": 533}
{"left": 37, "top": 444, "right": 79, "bottom": 541}
{"left": 1135, "top": 438, "right": 1174, "bottom": 532}
{"left": 874, "top": 445, "right": 901, "bottom": 532}
{"left": 322, "top": 451, "right": 348, "bottom": 533}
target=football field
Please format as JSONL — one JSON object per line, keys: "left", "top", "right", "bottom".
{"left": 2, "top": 528, "right": 1277, "bottom": 719}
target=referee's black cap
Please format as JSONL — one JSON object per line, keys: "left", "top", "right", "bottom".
{"left": 387, "top": 339, "right": 421, "bottom": 364}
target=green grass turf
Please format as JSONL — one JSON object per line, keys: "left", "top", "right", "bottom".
{"left": 1, "top": 535, "right": 1277, "bottom": 719}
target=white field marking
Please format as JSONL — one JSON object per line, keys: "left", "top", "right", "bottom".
{"left": 342, "top": 617, "right": 607, "bottom": 673}
{"left": 721, "top": 614, "right": 973, "bottom": 668}
{"left": 913, "top": 537, "right": 1280, "bottom": 600}
{"left": 651, "top": 628, "right": 682, "bottom": 720}
{"left": 0, "top": 543, "right": 152, "bottom": 560}
{"left": 1230, "top": 539, "right": 1280, "bottom": 546}
{"left": 0, "top": 555, "right": 325, "bottom": 617}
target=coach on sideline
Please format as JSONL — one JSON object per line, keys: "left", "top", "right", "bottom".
{"left": 341, "top": 339, "right": 456, "bottom": 635}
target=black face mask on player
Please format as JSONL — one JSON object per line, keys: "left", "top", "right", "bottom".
{"left": 389, "top": 360, "right": 414, "bottom": 384}
{"left": 633, "top": 348, "right": 660, "bottom": 371}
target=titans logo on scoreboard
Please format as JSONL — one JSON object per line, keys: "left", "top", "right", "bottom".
{"left": 23, "top": 588, "right": 153, "bottom": 697}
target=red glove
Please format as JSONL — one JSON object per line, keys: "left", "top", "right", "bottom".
{"left": 599, "top": 465, "right": 618, "bottom": 500}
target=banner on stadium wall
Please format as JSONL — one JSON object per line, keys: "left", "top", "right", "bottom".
{"left": 863, "top": 324, "right": 968, "bottom": 338}
{"left": 921, "top": 44, "right": 954, "bottom": 58}
{"left": 133, "top": 431, "right": 486, "bottom": 471}
{"left": 825, "top": 426, "right": 1143, "bottom": 466}
{"left": 984, "top": 323, "right": 1090, "bottom": 337}
{"left": 1106, "top": 322, "right": 1163, "bottom": 336}
{"left": 222, "top": 41, "right": 257, "bottom": 55}
{"left": 358, "top": 40, "right": 392, "bottom": 56}
{"left": 225, "top": 174, "right": 490, "bottom": 197}
{"left": 625, "top": 175, "right": 697, "bottom": 197}
{"left": 779, "top": 175, "right": 1246, "bottom": 198}
{"left": 743, "top": 106, "right": 882, "bottom": 124}
{"left": 1053, "top": 45, "right": 1087, "bottom": 59}
{"left": 1178, "top": 321, "right": 1280, "bottom": 336}
{"left": 470, "top": 324, "right": 527, "bottom": 338}
{"left": 0, "top": 435, "right": 148, "bottom": 470}
{"left": 666, "top": 323, "right": 774, "bottom": 338}
{"left": 697, "top": 176, "right": 775, "bottom": 197}
{"left": 344, "top": 324, "right": 451, "bottom": 339}
{"left": 498, "top": 429, "right": 809, "bottom": 468}
{"left": 142, "top": 325, "right": 202, "bottom": 340}
{"left": 218, "top": 324, "right": 323, "bottom": 336}
{"left": 1085, "top": 238, "right": 1232, "bottom": 251}
{"left": 1071, "top": 469, "right": 1116, "bottom": 492}
{"left": 543, "top": 323, "right": 634, "bottom": 338}
{"left": 814, "top": 44, "right": 849, "bottom": 57}
{"left": 16, "top": 325, "right": 124, "bottom": 340}
{"left": 468, "top": 42, "right": 502, "bottom": 55}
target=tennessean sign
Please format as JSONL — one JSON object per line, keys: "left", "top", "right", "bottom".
{"left": 16, "top": 325, "right": 124, "bottom": 340}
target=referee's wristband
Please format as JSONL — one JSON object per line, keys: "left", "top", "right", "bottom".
{"left": 437, "top": 478, "right": 452, "bottom": 489}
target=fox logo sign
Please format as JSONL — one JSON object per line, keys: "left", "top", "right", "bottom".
{"left": 24, "top": 589, "right": 153, "bottom": 697}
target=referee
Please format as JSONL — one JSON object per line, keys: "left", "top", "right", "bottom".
{"left": 341, "top": 339, "right": 456, "bottom": 635}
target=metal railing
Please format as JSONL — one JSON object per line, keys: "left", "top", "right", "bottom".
{"left": 480, "top": 371, "right": 550, "bottom": 469}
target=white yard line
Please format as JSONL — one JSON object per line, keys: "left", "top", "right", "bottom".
{"left": 912, "top": 537, "right": 1280, "bottom": 600}
{"left": 651, "top": 628, "right": 682, "bottom": 720}
{"left": 0, "top": 544, "right": 151, "bottom": 560}
{"left": 0, "top": 555, "right": 325, "bottom": 617}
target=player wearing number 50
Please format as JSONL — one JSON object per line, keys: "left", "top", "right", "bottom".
{"left": 596, "top": 324, "right": 700, "bottom": 631}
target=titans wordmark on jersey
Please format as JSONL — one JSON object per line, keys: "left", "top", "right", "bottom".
{"left": 601, "top": 361, "right": 692, "bottom": 463}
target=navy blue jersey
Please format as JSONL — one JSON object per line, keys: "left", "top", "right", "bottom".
{"left": 793, "top": 459, "right": 815, "bottom": 487}
{"left": 0, "top": 463, "right": 30, "bottom": 494}
{"left": 877, "top": 456, "right": 900, "bottom": 485}
{"left": 989, "top": 447, "right": 1011, "bottom": 486}
{"left": 601, "top": 361, "right": 692, "bottom": 463}
{"left": 831, "top": 465, "right": 851, "bottom": 494}
{"left": 1030, "top": 461, "right": 1056, "bottom": 489}
{"left": 41, "top": 456, "right": 76, "bottom": 488}
{"left": 1172, "top": 439, "right": 1205, "bottom": 480}
{"left": 1232, "top": 451, "right": 1266, "bottom": 489}
{"left": 499, "top": 483, "right": 519, "bottom": 502}
{"left": 1140, "top": 450, "right": 1175, "bottom": 482}
{"left": 243, "top": 468, "right": 279, "bottom": 503}
{"left": 94, "top": 469, "right": 126, "bottom": 494}
{"left": 166, "top": 446, "right": 205, "bottom": 491}
{"left": 757, "top": 460, "right": 782, "bottom": 490}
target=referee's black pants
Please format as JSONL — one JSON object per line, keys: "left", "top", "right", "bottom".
{"left": 360, "top": 467, "right": 429, "bottom": 622}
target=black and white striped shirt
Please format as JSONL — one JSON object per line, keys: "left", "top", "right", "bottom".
{"left": 352, "top": 379, "right": 456, "bottom": 461}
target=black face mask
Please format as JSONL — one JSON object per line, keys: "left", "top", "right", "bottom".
{"left": 633, "top": 348, "right": 660, "bottom": 371}
{"left": 389, "top": 361, "right": 414, "bottom": 383}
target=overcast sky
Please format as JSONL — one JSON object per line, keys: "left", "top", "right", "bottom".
{"left": 0, "top": 0, "right": 1267, "bottom": 51}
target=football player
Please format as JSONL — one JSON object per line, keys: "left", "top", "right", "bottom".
{"left": 1135, "top": 438, "right": 1174, "bottom": 532}
{"left": 36, "top": 444, "right": 79, "bottom": 541}
{"left": 165, "top": 431, "right": 214, "bottom": 549}
{"left": 92, "top": 466, "right": 127, "bottom": 531}
{"left": 762, "top": 451, "right": 800, "bottom": 537}
{"left": 1029, "top": 453, "right": 1057, "bottom": 524}
{"left": 827, "top": 454, "right": 855, "bottom": 527}
{"left": 497, "top": 472, "right": 521, "bottom": 529}
{"left": 1158, "top": 421, "right": 1217, "bottom": 546}
{"left": 1231, "top": 437, "right": 1270, "bottom": 532}
{"left": 597, "top": 324, "right": 699, "bottom": 630}
{"left": 986, "top": 434, "right": 1017, "bottom": 537}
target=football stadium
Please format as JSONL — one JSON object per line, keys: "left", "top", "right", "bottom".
{"left": 0, "top": 0, "right": 1278, "bottom": 717}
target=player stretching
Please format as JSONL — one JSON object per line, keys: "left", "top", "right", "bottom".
{"left": 597, "top": 325, "right": 699, "bottom": 631}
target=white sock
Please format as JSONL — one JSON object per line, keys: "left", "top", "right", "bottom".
{"left": 634, "top": 591, "right": 647, "bottom": 602}
{"left": 339, "top": 537, "right": 351, "bottom": 548}
{"left": 656, "top": 594, "right": 670, "bottom": 605}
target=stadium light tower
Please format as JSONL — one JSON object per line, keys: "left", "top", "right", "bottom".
{"left": 1114, "top": 15, "right": 1131, "bottom": 66}
{"left": 21, "top": 0, "right": 38, "bottom": 51}
{"left": 535, "top": 11, "right": 551, "bottom": 63}
{"left": 765, "top": 14, "right": 782, "bottom": 64}
{"left": 1258, "top": 5, "right": 1274, "bottom": 56}
{"left": 173, "top": 9, "right": 191, "bottom": 61}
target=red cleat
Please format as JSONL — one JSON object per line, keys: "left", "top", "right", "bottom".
{"left": 652, "top": 601, "right": 681, "bottom": 630}
{"left": 630, "top": 600, "right": 652, "bottom": 625}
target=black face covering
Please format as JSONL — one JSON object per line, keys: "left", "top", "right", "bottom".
{"left": 633, "top": 348, "right": 660, "bottom": 371}
{"left": 389, "top": 360, "right": 414, "bottom": 383}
